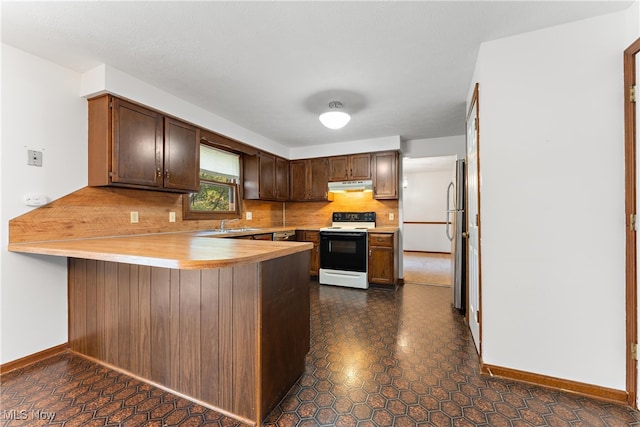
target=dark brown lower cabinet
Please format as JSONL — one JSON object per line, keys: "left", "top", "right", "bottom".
{"left": 68, "top": 251, "right": 310, "bottom": 425}
{"left": 368, "top": 231, "right": 398, "bottom": 287}
{"left": 296, "top": 230, "right": 320, "bottom": 276}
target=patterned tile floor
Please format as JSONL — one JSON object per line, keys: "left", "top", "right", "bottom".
{"left": 2, "top": 282, "right": 640, "bottom": 426}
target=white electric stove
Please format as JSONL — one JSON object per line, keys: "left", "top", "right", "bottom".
{"left": 319, "top": 212, "right": 376, "bottom": 289}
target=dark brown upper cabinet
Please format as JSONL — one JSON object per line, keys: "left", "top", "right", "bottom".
{"left": 289, "top": 158, "right": 329, "bottom": 201}
{"left": 372, "top": 151, "right": 399, "bottom": 200}
{"left": 163, "top": 117, "right": 201, "bottom": 191}
{"left": 328, "top": 154, "right": 371, "bottom": 182}
{"left": 244, "top": 152, "right": 289, "bottom": 201}
{"left": 275, "top": 156, "right": 290, "bottom": 201}
{"left": 88, "top": 95, "right": 200, "bottom": 193}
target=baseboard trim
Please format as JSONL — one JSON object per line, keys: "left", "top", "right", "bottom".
{"left": 481, "top": 363, "right": 629, "bottom": 405}
{"left": 0, "top": 343, "right": 69, "bottom": 376}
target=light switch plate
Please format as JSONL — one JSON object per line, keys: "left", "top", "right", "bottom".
{"left": 389, "top": 213, "right": 395, "bottom": 220}
{"left": 246, "top": 212, "right": 252, "bottom": 220}
{"left": 169, "top": 211, "right": 176, "bottom": 222}
{"left": 130, "top": 211, "right": 139, "bottom": 223}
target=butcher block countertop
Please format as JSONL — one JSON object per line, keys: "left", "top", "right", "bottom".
{"left": 8, "top": 232, "right": 313, "bottom": 270}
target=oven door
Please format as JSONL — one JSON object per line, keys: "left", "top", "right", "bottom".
{"left": 320, "top": 231, "right": 367, "bottom": 272}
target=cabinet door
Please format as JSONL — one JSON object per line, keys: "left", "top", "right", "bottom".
{"left": 309, "top": 158, "right": 329, "bottom": 200}
{"left": 350, "top": 154, "right": 371, "bottom": 180}
{"left": 290, "top": 160, "right": 308, "bottom": 201}
{"left": 368, "top": 246, "right": 395, "bottom": 285}
{"left": 310, "top": 243, "right": 320, "bottom": 276}
{"left": 259, "top": 152, "right": 276, "bottom": 200}
{"left": 372, "top": 151, "right": 398, "bottom": 199}
{"left": 163, "top": 117, "right": 200, "bottom": 192}
{"left": 112, "top": 98, "right": 163, "bottom": 187}
{"left": 242, "top": 155, "right": 260, "bottom": 200}
{"left": 303, "top": 231, "right": 320, "bottom": 276}
{"left": 275, "top": 157, "right": 289, "bottom": 201}
{"left": 328, "top": 156, "right": 349, "bottom": 182}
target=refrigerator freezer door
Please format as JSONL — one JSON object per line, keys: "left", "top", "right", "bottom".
{"left": 452, "top": 210, "right": 465, "bottom": 310}
{"left": 452, "top": 159, "right": 466, "bottom": 311}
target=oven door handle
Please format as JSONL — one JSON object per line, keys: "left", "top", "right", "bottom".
{"left": 320, "top": 232, "right": 366, "bottom": 239}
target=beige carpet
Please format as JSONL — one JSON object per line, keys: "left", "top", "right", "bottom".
{"left": 403, "top": 251, "right": 452, "bottom": 286}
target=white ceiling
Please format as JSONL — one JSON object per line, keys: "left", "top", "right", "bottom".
{"left": 1, "top": 1, "right": 633, "bottom": 149}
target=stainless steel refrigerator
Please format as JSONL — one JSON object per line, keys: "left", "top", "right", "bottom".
{"left": 446, "top": 159, "right": 466, "bottom": 312}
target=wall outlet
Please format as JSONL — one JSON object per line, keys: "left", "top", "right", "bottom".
{"left": 130, "top": 211, "right": 139, "bottom": 223}
{"left": 24, "top": 193, "right": 48, "bottom": 207}
{"left": 27, "top": 149, "right": 43, "bottom": 167}
{"left": 169, "top": 211, "right": 176, "bottom": 222}
{"left": 246, "top": 211, "right": 252, "bottom": 220}
{"left": 389, "top": 213, "right": 395, "bottom": 221}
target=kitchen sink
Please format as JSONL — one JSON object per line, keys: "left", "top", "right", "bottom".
{"left": 200, "top": 228, "right": 262, "bottom": 234}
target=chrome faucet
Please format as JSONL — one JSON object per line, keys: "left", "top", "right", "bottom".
{"left": 220, "top": 218, "right": 239, "bottom": 231}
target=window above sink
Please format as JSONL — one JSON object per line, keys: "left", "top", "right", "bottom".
{"left": 184, "top": 143, "right": 241, "bottom": 220}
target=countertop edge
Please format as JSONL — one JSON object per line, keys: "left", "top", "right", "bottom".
{"left": 8, "top": 237, "right": 314, "bottom": 270}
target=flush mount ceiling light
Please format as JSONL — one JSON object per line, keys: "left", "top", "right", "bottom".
{"left": 319, "top": 101, "right": 351, "bottom": 130}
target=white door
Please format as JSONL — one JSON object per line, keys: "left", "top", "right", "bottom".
{"left": 466, "top": 85, "right": 481, "bottom": 354}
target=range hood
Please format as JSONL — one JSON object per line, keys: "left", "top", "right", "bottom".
{"left": 327, "top": 180, "right": 373, "bottom": 193}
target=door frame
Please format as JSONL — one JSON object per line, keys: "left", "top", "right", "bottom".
{"left": 466, "top": 83, "right": 482, "bottom": 356}
{"left": 624, "top": 37, "right": 640, "bottom": 408}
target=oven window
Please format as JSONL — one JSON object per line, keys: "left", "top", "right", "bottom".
{"left": 330, "top": 241, "right": 356, "bottom": 254}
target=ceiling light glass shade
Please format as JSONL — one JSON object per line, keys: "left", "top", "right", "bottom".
{"left": 319, "top": 101, "right": 351, "bottom": 129}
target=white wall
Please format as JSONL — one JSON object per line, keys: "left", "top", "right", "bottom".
{"left": 402, "top": 135, "right": 466, "bottom": 159}
{"left": 469, "top": 7, "right": 637, "bottom": 390}
{"left": 403, "top": 169, "right": 454, "bottom": 252}
{"left": 290, "top": 135, "right": 401, "bottom": 160}
{"left": 1, "top": 44, "right": 87, "bottom": 363}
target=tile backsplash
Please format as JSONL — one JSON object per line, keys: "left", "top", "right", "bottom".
{"left": 285, "top": 192, "right": 399, "bottom": 228}
{"left": 9, "top": 187, "right": 398, "bottom": 243}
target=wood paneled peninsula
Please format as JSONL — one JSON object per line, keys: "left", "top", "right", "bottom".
{"left": 9, "top": 233, "right": 313, "bottom": 426}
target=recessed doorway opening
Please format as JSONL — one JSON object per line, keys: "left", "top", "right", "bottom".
{"left": 402, "top": 155, "right": 458, "bottom": 288}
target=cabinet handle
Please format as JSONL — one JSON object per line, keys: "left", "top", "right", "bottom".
{"left": 369, "top": 249, "right": 372, "bottom": 257}
{"left": 165, "top": 171, "right": 170, "bottom": 179}
{"left": 156, "top": 168, "right": 162, "bottom": 179}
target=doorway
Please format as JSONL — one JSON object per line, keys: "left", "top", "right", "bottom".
{"left": 401, "top": 155, "right": 457, "bottom": 287}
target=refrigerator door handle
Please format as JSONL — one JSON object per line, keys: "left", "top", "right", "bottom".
{"left": 446, "top": 181, "right": 455, "bottom": 241}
